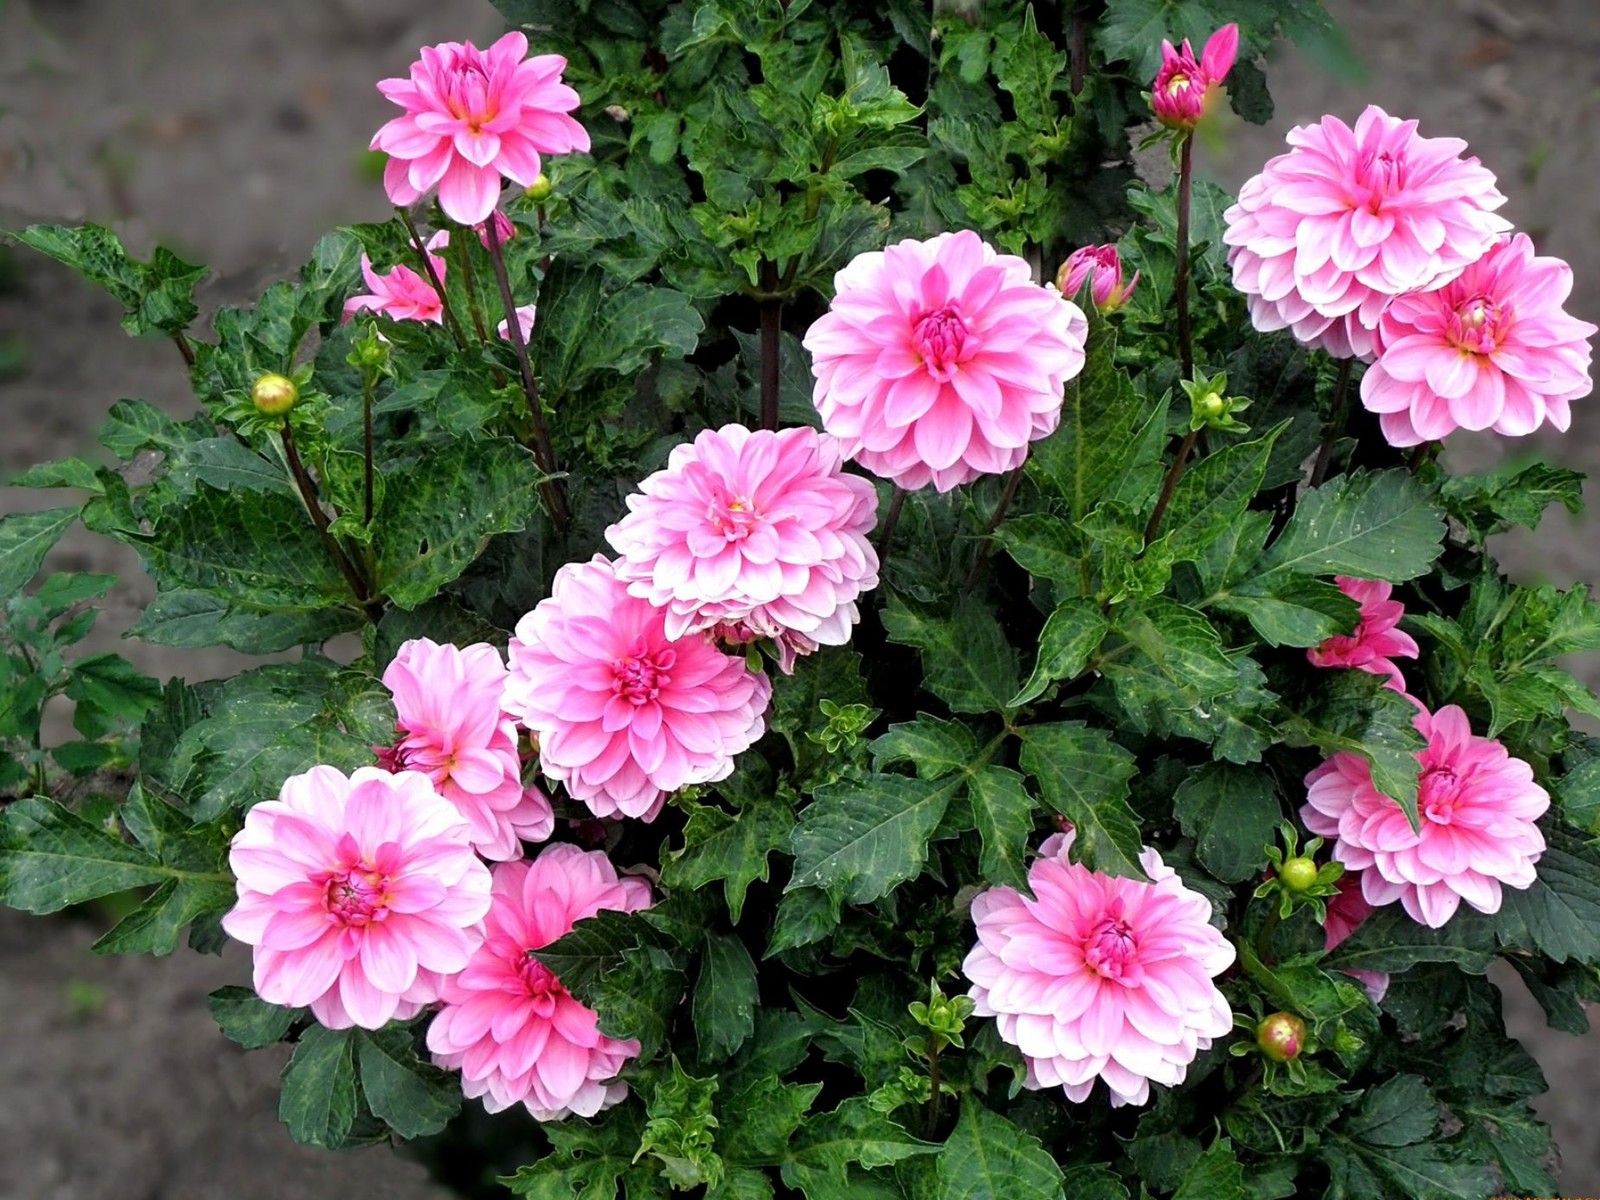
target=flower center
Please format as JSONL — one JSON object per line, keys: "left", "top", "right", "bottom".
{"left": 1448, "top": 294, "right": 1509, "bottom": 355}
{"left": 1420, "top": 766, "right": 1464, "bottom": 824}
{"left": 1083, "top": 915, "right": 1138, "bottom": 983}
{"left": 612, "top": 645, "right": 674, "bottom": 706}
{"left": 1165, "top": 71, "right": 1194, "bottom": 96}
{"left": 912, "top": 304, "right": 969, "bottom": 381}
{"left": 708, "top": 492, "right": 761, "bottom": 542}
{"left": 443, "top": 57, "right": 495, "bottom": 129}
{"left": 1357, "top": 148, "right": 1405, "bottom": 213}
{"left": 324, "top": 865, "right": 391, "bottom": 926}
{"left": 519, "top": 951, "right": 563, "bottom": 998}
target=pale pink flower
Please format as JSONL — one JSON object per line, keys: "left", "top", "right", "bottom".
{"left": 1056, "top": 245, "right": 1139, "bottom": 312}
{"left": 372, "top": 32, "right": 590, "bottom": 226}
{"left": 963, "top": 831, "right": 1235, "bottom": 1108}
{"left": 605, "top": 424, "right": 879, "bottom": 673}
{"left": 1302, "top": 704, "right": 1549, "bottom": 928}
{"left": 427, "top": 845, "right": 652, "bottom": 1120}
{"left": 1360, "top": 234, "right": 1598, "bottom": 445}
{"left": 220, "top": 766, "right": 492, "bottom": 1030}
{"left": 1224, "top": 105, "right": 1512, "bottom": 360}
{"left": 1321, "top": 875, "right": 1389, "bottom": 1004}
{"left": 1306, "top": 576, "right": 1420, "bottom": 690}
{"left": 343, "top": 251, "right": 447, "bottom": 325}
{"left": 380, "top": 638, "right": 552, "bottom": 861}
{"left": 504, "top": 555, "right": 773, "bottom": 821}
{"left": 497, "top": 304, "right": 537, "bottom": 343}
{"left": 804, "top": 230, "right": 1088, "bottom": 493}
{"left": 1151, "top": 24, "right": 1238, "bottom": 130}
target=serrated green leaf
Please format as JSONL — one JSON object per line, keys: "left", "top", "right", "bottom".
{"left": 1017, "top": 723, "right": 1141, "bottom": 878}
{"left": 720, "top": 1073, "right": 821, "bottom": 1165}
{"left": 128, "top": 588, "right": 360, "bottom": 654}
{"left": 0, "top": 507, "right": 80, "bottom": 596}
{"left": 10, "top": 457, "right": 106, "bottom": 493}
{"left": 695, "top": 933, "right": 759, "bottom": 1063}
{"left": 968, "top": 765, "right": 1037, "bottom": 891}
{"left": 1173, "top": 1140, "right": 1244, "bottom": 1200}
{"left": 870, "top": 714, "right": 979, "bottom": 781}
{"left": 503, "top": 1104, "right": 664, "bottom": 1199}
{"left": 357, "top": 1024, "right": 461, "bottom": 1138}
{"left": 882, "top": 592, "right": 1020, "bottom": 715}
{"left": 992, "top": 513, "right": 1082, "bottom": 586}
{"left": 64, "top": 653, "right": 162, "bottom": 723}
{"left": 1283, "top": 671, "right": 1424, "bottom": 819}
{"left": 1162, "top": 425, "right": 1284, "bottom": 562}
{"left": 789, "top": 774, "right": 959, "bottom": 903}
{"left": 1011, "top": 598, "right": 1108, "bottom": 707}
{"left": 0, "top": 797, "right": 181, "bottom": 913}
{"left": 91, "top": 875, "right": 234, "bottom": 956}
{"left": 169, "top": 437, "right": 295, "bottom": 495}
{"left": 936, "top": 1100, "right": 1064, "bottom": 1200}
{"left": 99, "top": 398, "right": 196, "bottom": 458}
{"left": 1255, "top": 469, "right": 1446, "bottom": 582}
{"left": 16, "top": 223, "right": 205, "bottom": 337}
{"left": 1173, "top": 763, "right": 1282, "bottom": 883}
{"left": 663, "top": 800, "right": 793, "bottom": 924}
{"left": 766, "top": 887, "right": 840, "bottom": 958}
{"left": 995, "top": 7, "right": 1065, "bottom": 131}
{"left": 1490, "top": 826, "right": 1600, "bottom": 964}
{"left": 1328, "top": 907, "right": 1495, "bottom": 974}
{"left": 1214, "top": 573, "right": 1360, "bottom": 648}
{"left": 1343, "top": 1076, "right": 1435, "bottom": 1147}
{"left": 278, "top": 1026, "right": 359, "bottom": 1149}
{"left": 207, "top": 985, "right": 300, "bottom": 1049}
{"left": 782, "top": 1098, "right": 934, "bottom": 1198}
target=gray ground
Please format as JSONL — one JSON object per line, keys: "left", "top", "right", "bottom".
{"left": 1, "top": 0, "right": 1598, "bottom": 1195}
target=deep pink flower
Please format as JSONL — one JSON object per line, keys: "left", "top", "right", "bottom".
{"left": 1302, "top": 704, "right": 1549, "bottom": 928}
{"left": 804, "top": 230, "right": 1088, "bottom": 493}
{"left": 1151, "top": 24, "right": 1238, "bottom": 130}
{"left": 605, "top": 424, "right": 880, "bottom": 673}
{"left": 380, "top": 638, "right": 552, "bottom": 861}
{"left": 372, "top": 32, "right": 590, "bottom": 226}
{"left": 497, "top": 304, "right": 537, "bottom": 343}
{"left": 427, "top": 845, "right": 652, "bottom": 1120}
{"left": 1056, "top": 245, "right": 1139, "bottom": 312}
{"left": 1306, "top": 577, "right": 1420, "bottom": 690}
{"left": 963, "top": 831, "right": 1235, "bottom": 1108}
{"left": 504, "top": 555, "right": 773, "bottom": 821}
{"left": 343, "top": 250, "right": 447, "bottom": 325}
{"left": 1321, "top": 875, "right": 1389, "bottom": 1004}
{"left": 1224, "top": 105, "right": 1511, "bottom": 360}
{"left": 480, "top": 210, "right": 516, "bottom": 250}
{"left": 220, "top": 766, "right": 492, "bottom": 1030}
{"left": 1360, "top": 234, "right": 1598, "bottom": 445}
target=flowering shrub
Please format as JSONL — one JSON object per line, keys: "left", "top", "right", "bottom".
{"left": 3, "top": 3, "right": 1600, "bottom": 1198}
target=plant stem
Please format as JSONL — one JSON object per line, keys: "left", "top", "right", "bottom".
{"left": 281, "top": 424, "right": 380, "bottom": 622}
{"left": 1309, "top": 357, "right": 1353, "bottom": 488}
{"left": 396, "top": 206, "right": 468, "bottom": 352}
{"left": 171, "top": 332, "right": 195, "bottom": 369}
{"left": 962, "top": 464, "right": 1026, "bottom": 591}
{"left": 1143, "top": 428, "right": 1199, "bottom": 545}
{"left": 1069, "top": 8, "right": 1087, "bottom": 95}
{"left": 454, "top": 234, "right": 490, "bottom": 344}
{"left": 1255, "top": 908, "right": 1282, "bottom": 965}
{"left": 877, "top": 487, "right": 906, "bottom": 559}
{"left": 758, "top": 260, "right": 782, "bottom": 432}
{"left": 924, "top": 1033, "right": 942, "bottom": 1139}
{"left": 1174, "top": 134, "right": 1195, "bottom": 381}
{"left": 483, "top": 215, "right": 569, "bottom": 532}
{"left": 362, "top": 375, "right": 376, "bottom": 526}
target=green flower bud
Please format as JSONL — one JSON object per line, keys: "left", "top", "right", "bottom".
{"left": 251, "top": 373, "right": 298, "bottom": 416}
{"left": 525, "top": 174, "right": 554, "bottom": 203}
{"left": 1280, "top": 856, "right": 1319, "bottom": 893}
{"left": 1256, "top": 1012, "right": 1308, "bottom": 1063}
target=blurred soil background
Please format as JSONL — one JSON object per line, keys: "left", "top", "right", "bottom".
{"left": 1, "top": 0, "right": 1599, "bottom": 1195}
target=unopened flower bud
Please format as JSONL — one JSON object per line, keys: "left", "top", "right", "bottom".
{"left": 251, "top": 373, "right": 298, "bottom": 416}
{"left": 1056, "top": 245, "right": 1139, "bottom": 312}
{"left": 477, "top": 209, "right": 516, "bottom": 250}
{"left": 604, "top": 104, "right": 630, "bottom": 123}
{"left": 1256, "top": 1012, "right": 1308, "bottom": 1063}
{"left": 1151, "top": 24, "right": 1239, "bottom": 131}
{"left": 524, "top": 174, "right": 554, "bottom": 203}
{"left": 1280, "top": 856, "right": 1319, "bottom": 892}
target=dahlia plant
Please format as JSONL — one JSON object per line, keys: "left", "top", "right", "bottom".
{"left": 3, "top": 3, "right": 1600, "bottom": 1199}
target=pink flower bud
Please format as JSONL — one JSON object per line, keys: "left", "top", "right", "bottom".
{"left": 478, "top": 210, "right": 515, "bottom": 250}
{"left": 1055, "top": 245, "right": 1139, "bottom": 312}
{"left": 1151, "top": 23, "right": 1238, "bottom": 130}
{"left": 1256, "top": 1012, "right": 1307, "bottom": 1063}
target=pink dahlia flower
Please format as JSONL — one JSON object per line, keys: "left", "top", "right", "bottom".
{"left": 1306, "top": 577, "right": 1420, "bottom": 690}
{"left": 380, "top": 638, "right": 553, "bottom": 860}
{"left": 504, "top": 555, "right": 773, "bottom": 821}
{"left": 497, "top": 304, "right": 537, "bottom": 343}
{"left": 343, "top": 250, "right": 447, "bottom": 326}
{"left": 1056, "top": 244, "right": 1139, "bottom": 312}
{"left": 427, "top": 844, "right": 652, "bottom": 1119}
{"left": 1360, "top": 233, "right": 1598, "bottom": 445}
{"left": 220, "top": 765, "right": 492, "bottom": 1030}
{"left": 1321, "top": 875, "right": 1389, "bottom": 1004}
{"left": 803, "top": 230, "right": 1088, "bottom": 493}
{"left": 963, "top": 831, "right": 1235, "bottom": 1108}
{"left": 605, "top": 424, "right": 880, "bottom": 673}
{"left": 1151, "top": 24, "right": 1238, "bottom": 130}
{"left": 1302, "top": 704, "right": 1549, "bottom": 928}
{"left": 1224, "top": 105, "right": 1511, "bottom": 360}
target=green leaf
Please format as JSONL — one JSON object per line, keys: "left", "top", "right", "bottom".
{"left": 1441, "top": 460, "right": 1586, "bottom": 534}
{"left": 16, "top": 223, "right": 205, "bottom": 337}
{"left": 0, "top": 798, "right": 174, "bottom": 913}
{"left": 0, "top": 507, "right": 80, "bottom": 596}
{"left": 936, "top": 1100, "right": 1064, "bottom": 1200}
{"left": 882, "top": 592, "right": 1020, "bottom": 715}
{"left": 1017, "top": 723, "right": 1141, "bottom": 878}
{"left": 169, "top": 437, "right": 296, "bottom": 496}
{"left": 1328, "top": 907, "right": 1495, "bottom": 975}
{"left": 719, "top": 1073, "right": 822, "bottom": 1165}
{"left": 534, "top": 908, "right": 655, "bottom": 999}
{"left": 1490, "top": 826, "right": 1600, "bottom": 964}
{"left": 357, "top": 1024, "right": 461, "bottom": 1138}
{"left": 992, "top": 513, "right": 1082, "bottom": 587}
{"left": 1255, "top": 469, "right": 1446, "bottom": 582}
{"left": 789, "top": 773, "right": 959, "bottom": 903}
{"left": 1343, "top": 1076, "right": 1435, "bottom": 1147}
{"left": 64, "top": 653, "right": 162, "bottom": 723}
{"left": 1011, "top": 599, "right": 1108, "bottom": 707}
{"left": 1161, "top": 425, "right": 1284, "bottom": 562}
{"left": 503, "top": 1104, "right": 662, "bottom": 1199}
{"left": 695, "top": 933, "right": 759, "bottom": 1063}
{"left": 1325, "top": 1074, "right": 1494, "bottom": 1200}
{"left": 781, "top": 1098, "right": 934, "bottom": 1198}
{"left": 1173, "top": 1140, "right": 1244, "bottom": 1200}
{"left": 663, "top": 799, "right": 794, "bottom": 924}
{"left": 1173, "top": 764, "right": 1282, "bottom": 883}
{"left": 128, "top": 588, "right": 360, "bottom": 654}
{"left": 99, "top": 398, "right": 196, "bottom": 458}
{"left": 766, "top": 887, "right": 841, "bottom": 958}
{"left": 10, "top": 457, "right": 106, "bottom": 493}
{"left": 1284, "top": 672, "right": 1424, "bottom": 820}
{"left": 278, "top": 1026, "right": 359, "bottom": 1149}
{"left": 207, "top": 985, "right": 300, "bottom": 1049}
{"left": 91, "top": 875, "right": 234, "bottom": 956}
{"left": 994, "top": 7, "right": 1065, "bottom": 131}
{"left": 871, "top": 715, "right": 979, "bottom": 781}
{"left": 1214, "top": 573, "right": 1360, "bottom": 648}
{"left": 967, "top": 765, "right": 1037, "bottom": 891}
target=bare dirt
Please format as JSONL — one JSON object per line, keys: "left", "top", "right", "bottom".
{"left": 2, "top": 0, "right": 1599, "bottom": 1194}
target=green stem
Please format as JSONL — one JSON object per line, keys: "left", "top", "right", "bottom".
{"left": 1143, "top": 428, "right": 1199, "bottom": 546}
{"left": 759, "top": 259, "right": 782, "bottom": 432}
{"left": 924, "top": 1033, "right": 942, "bottom": 1138}
{"left": 876, "top": 486, "right": 906, "bottom": 563}
{"left": 1174, "top": 134, "right": 1195, "bottom": 381}
{"left": 962, "top": 464, "right": 1026, "bottom": 591}
{"left": 171, "top": 332, "right": 195, "bottom": 369}
{"left": 1255, "top": 908, "right": 1282, "bottom": 965}
{"left": 362, "top": 375, "right": 375, "bottom": 527}
{"left": 396, "top": 207, "right": 468, "bottom": 352}
{"left": 1309, "top": 357, "right": 1353, "bottom": 488}
{"left": 454, "top": 234, "right": 490, "bottom": 343}
{"left": 281, "top": 424, "right": 380, "bottom": 622}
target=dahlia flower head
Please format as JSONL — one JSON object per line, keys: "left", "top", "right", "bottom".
{"left": 427, "top": 844, "right": 652, "bottom": 1120}
{"left": 220, "top": 765, "right": 492, "bottom": 1030}
{"left": 372, "top": 31, "right": 590, "bottom": 226}
{"left": 380, "top": 638, "right": 553, "bottom": 860}
{"left": 1056, "top": 244, "right": 1139, "bottom": 313}
{"left": 343, "top": 247, "right": 447, "bottom": 326}
{"left": 1150, "top": 23, "right": 1238, "bottom": 130}
{"left": 1306, "top": 576, "right": 1420, "bottom": 690}
{"left": 963, "top": 830, "right": 1235, "bottom": 1108}
{"left": 1302, "top": 704, "right": 1549, "bottom": 928}
{"left": 606, "top": 424, "right": 880, "bottom": 674}
{"left": 504, "top": 555, "right": 773, "bottom": 821}
{"left": 1361, "top": 233, "right": 1598, "bottom": 445}
{"left": 1321, "top": 874, "right": 1389, "bottom": 1004}
{"left": 1224, "top": 105, "right": 1512, "bottom": 360}
{"left": 804, "top": 230, "right": 1089, "bottom": 493}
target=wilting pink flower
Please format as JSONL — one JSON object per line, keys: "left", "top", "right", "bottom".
{"left": 497, "top": 304, "right": 537, "bottom": 343}
{"left": 1306, "top": 577, "right": 1420, "bottom": 690}
{"left": 504, "top": 555, "right": 773, "bottom": 821}
{"left": 804, "top": 230, "right": 1088, "bottom": 493}
{"left": 1321, "top": 875, "right": 1389, "bottom": 1004}
{"left": 1056, "top": 245, "right": 1139, "bottom": 312}
{"left": 380, "top": 638, "right": 552, "bottom": 860}
{"left": 1151, "top": 24, "right": 1238, "bottom": 130}
{"left": 372, "top": 32, "right": 590, "bottom": 226}
{"left": 1360, "top": 234, "right": 1598, "bottom": 445}
{"left": 1225, "top": 105, "right": 1511, "bottom": 360}
{"left": 221, "top": 766, "right": 492, "bottom": 1030}
{"left": 343, "top": 250, "right": 447, "bottom": 325}
{"left": 1302, "top": 704, "right": 1549, "bottom": 928}
{"left": 480, "top": 210, "right": 516, "bottom": 250}
{"left": 606, "top": 424, "right": 879, "bottom": 673}
{"left": 427, "top": 845, "right": 652, "bottom": 1120}
{"left": 963, "top": 831, "right": 1235, "bottom": 1108}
